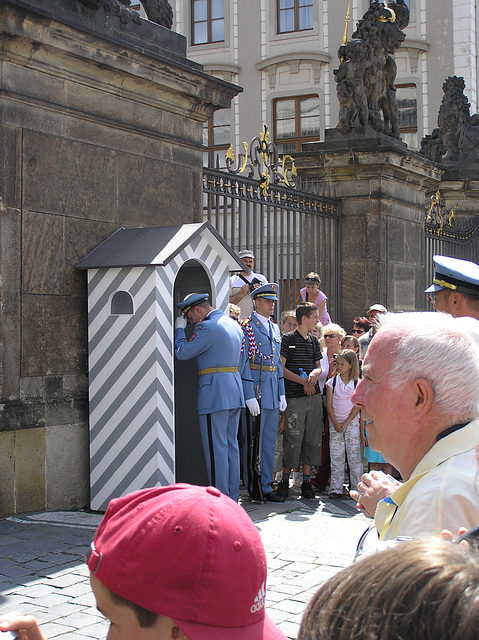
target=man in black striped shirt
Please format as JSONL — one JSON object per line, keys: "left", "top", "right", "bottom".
{"left": 277, "top": 303, "right": 323, "bottom": 499}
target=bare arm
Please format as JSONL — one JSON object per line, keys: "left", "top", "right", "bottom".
{"left": 326, "top": 386, "right": 342, "bottom": 432}
{"left": 229, "top": 283, "right": 250, "bottom": 304}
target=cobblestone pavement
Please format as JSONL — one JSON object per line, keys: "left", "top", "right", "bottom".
{"left": 0, "top": 486, "right": 369, "bottom": 640}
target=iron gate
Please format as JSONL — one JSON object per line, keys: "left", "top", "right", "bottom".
{"left": 203, "top": 167, "right": 342, "bottom": 320}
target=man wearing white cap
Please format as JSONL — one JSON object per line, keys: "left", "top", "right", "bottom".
{"left": 425, "top": 255, "right": 479, "bottom": 323}
{"left": 229, "top": 249, "right": 268, "bottom": 320}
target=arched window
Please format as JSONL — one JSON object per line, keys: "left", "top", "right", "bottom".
{"left": 110, "top": 291, "right": 134, "bottom": 315}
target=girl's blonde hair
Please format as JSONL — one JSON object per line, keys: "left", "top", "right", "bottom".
{"left": 336, "top": 349, "right": 359, "bottom": 381}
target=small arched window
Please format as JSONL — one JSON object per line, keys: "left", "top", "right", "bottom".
{"left": 110, "top": 291, "right": 134, "bottom": 315}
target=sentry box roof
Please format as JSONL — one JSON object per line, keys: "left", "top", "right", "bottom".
{"left": 76, "top": 221, "right": 245, "bottom": 271}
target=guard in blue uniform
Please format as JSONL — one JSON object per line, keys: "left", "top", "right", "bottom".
{"left": 242, "top": 283, "right": 287, "bottom": 502}
{"left": 425, "top": 255, "right": 479, "bottom": 321}
{"left": 174, "top": 293, "right": 256, "bottom": 501}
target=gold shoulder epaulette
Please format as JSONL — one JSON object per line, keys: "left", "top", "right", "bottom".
{"left": 241, "top": 317, "right": 252, "bottom": 327}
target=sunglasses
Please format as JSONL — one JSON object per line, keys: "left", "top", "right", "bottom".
{"left": 351, "top": 329, "right": 363, "bottom": 334}
{"left": 324, "top": 333, "right": 339, "bottom": 339}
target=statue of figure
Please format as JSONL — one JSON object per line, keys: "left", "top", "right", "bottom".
{"left": 77, "top": 0, "right": 173, "bottom": 29}
{"left": 334, "top": 0, "right": 409, "bottom": 139}
{"left": 334, "top": 40, "right": 371, "bottom": 133}
{"left": 419, "top": 76, "right": 479, "bottom": 166}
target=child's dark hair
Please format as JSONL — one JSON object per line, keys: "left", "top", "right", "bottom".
{"left": 337, "top": 349, "right": 359, "bottom": 381}
{"left": 109, "top": 588, "right": 158, "bottom": 628}
{"left": 296, "top": 302, "right": 318, "bottom": 325}
{"left": 341, "top": 335, "right": 360, "bottom": 353}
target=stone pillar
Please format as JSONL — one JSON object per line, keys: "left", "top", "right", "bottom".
{"left": 0, "top": 0, "right": 240, "bottom": 514}
{"left": 296, "top": 132, "right": 444, "bottom": 329}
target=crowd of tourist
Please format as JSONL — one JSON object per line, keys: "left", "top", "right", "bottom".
{"left": 1, "top": 252, "right": 479, "bottom": 640}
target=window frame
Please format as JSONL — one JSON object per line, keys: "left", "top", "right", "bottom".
{"left": 277, "top": 0, "right": 313, "bottom": 34}
{"left": 395, "top": 83, "right": 418, "bottom": 147}
{"left": 273, "top": 94, "right": 320, "bottom": 153}
{"left": 191, "top": 0, "right": 225, "bottom": 46}
{"left": 203, "top": 108, "right": 231, "bottom": 167}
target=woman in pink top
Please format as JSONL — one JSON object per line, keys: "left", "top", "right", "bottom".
{"left": 299, "top": 272, "right": 331, "bottom": 325}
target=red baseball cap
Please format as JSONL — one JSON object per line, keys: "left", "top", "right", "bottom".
{"left": 87, "top": 484, "right": 286, "bottom": 640}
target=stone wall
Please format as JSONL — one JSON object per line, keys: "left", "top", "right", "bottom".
{"left": 0, "top": 0, "right": 239, "bottom": 514}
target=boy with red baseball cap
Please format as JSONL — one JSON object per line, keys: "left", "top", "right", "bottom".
{"left": 1, "top": 484, "right": 286, "bottom": 640}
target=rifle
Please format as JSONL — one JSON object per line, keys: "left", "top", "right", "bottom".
{"left": 247, "top": 363, "right": 264, "bottom": 503}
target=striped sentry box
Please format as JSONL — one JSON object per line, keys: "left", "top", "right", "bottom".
{"left": 78, "top": 223, "right": 243, "bottom": 510}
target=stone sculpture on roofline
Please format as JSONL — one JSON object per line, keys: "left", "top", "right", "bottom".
{"left": 419, "top": 76, "right": 479, "bottom": 168}
{"left": 77, "top": 0, "right": 173, "bottom": 28}
{"left": 333, "top": 0, "right": 409, "bottom": 140}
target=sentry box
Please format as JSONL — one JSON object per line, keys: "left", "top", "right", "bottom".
{"left": 77, "top": 221, "right": 245, "bottom": 510}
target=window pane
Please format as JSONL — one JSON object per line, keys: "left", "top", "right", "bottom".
{"left": 276, "top": 119, "right": 295, "bottom": 138}
{"left": 194, "top": 22, "right": 208, "bottom": 44}
{"left": 300, "top": 116, "right": 319, "bottom": 137}
{"left": 211, "top": 0, "right": 224, "bottom": 20}
{"left": 279, "top": 8, "right": 294, "bottom": 32}
{"left": 396, "top": 86, "right": 417, "bottom": 129}
{"left": 211, "top": 17, "right": 224, "bottom": 41}
{"left": 213, "top": 125, "right": 230, "bottom": 145}
{"left": 203, "top": 122, "right": 209, "bottom": 146}
{"left": 279, "top": 0, "right": 295, "bottom": 8}
{"left": 276, "top": 141, "right": 297, "bottom": 154}
{"left": 300, "top": 97, "right": 319, "bottom": 118}
{"left": 213, "top": 109, "right": 230, "bottom": 126}
{"left": 193, "top": 0, "right": 207, "bottom": 21}
{"left": 276, "top": 100, "right": 295, "bottom": 120}
{"left": 298, "top": 5, "right": 313, "bottom": 30}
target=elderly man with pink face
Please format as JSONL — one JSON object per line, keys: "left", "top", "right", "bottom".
{"left": 350, "top": 311, "right": 479, "bottom": 541}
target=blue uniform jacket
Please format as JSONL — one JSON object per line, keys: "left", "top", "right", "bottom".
{"left": 242, "top": 312, "right": 285, "bottom": 410}
{"left": 175, "top": 309, "right": 253, "bottom": 415}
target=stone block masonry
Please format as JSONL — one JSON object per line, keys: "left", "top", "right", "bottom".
{"left": 0, "top": 0, "right": 241, "bottom": 514}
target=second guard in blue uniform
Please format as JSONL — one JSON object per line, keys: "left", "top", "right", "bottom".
{"left": 242, "top": 283, "right": 287, "bottom": 502}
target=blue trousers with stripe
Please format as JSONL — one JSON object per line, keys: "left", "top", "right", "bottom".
{"left": 199, "top": 409, "right": 240, "bottom": 501}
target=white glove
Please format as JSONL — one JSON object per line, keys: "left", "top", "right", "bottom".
{"left": 279, "top": 395, "right": 287, "bottom": 412}
{"left": 175, "top": 315, "right": 187, "bottom": 330}
{"left": 245, "top": 398, "right": 260, "bottom": 416}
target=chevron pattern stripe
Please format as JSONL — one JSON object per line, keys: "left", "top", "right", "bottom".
{"left": 87, "top": 232, "right": 230, "bottom": 510}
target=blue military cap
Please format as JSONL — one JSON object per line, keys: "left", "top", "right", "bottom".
{"left": 176, "top": 292, "right": 209, "bottom": 315}
{"left": 425, "top": 255, "right": 479, "bottom": 298}
{"left": 251, "top": 282, "right": 279, "bottom": 301}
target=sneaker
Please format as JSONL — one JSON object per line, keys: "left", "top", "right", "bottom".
{"left": 277, "top": 480, "right": 289, "bottom": 499}
{"left": 292, "top": 472, "right": 302, "bottom": 488}
{"left": 329, "top": 492, "right": 342, "bottom": 499}
{"left": 301, "top": 480, "right": 316, "bottom": 499}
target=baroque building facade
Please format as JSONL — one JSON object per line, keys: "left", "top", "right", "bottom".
{"left": 155, "top": 0, "right": 479, "bottom": 163}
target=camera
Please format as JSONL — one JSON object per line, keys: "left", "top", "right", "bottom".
{"left": 249, "top": 277, "right": 261, "bottom": 292}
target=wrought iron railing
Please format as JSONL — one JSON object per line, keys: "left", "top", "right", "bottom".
{"left": 203, "top": 165, "right": 341, "bottom": 320}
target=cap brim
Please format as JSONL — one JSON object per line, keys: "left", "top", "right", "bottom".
{"left": 174, "top": 613, "right": 287, "bottom": 640}
{"left": 424, "top": 283, "right": 443, "bottom": 293}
